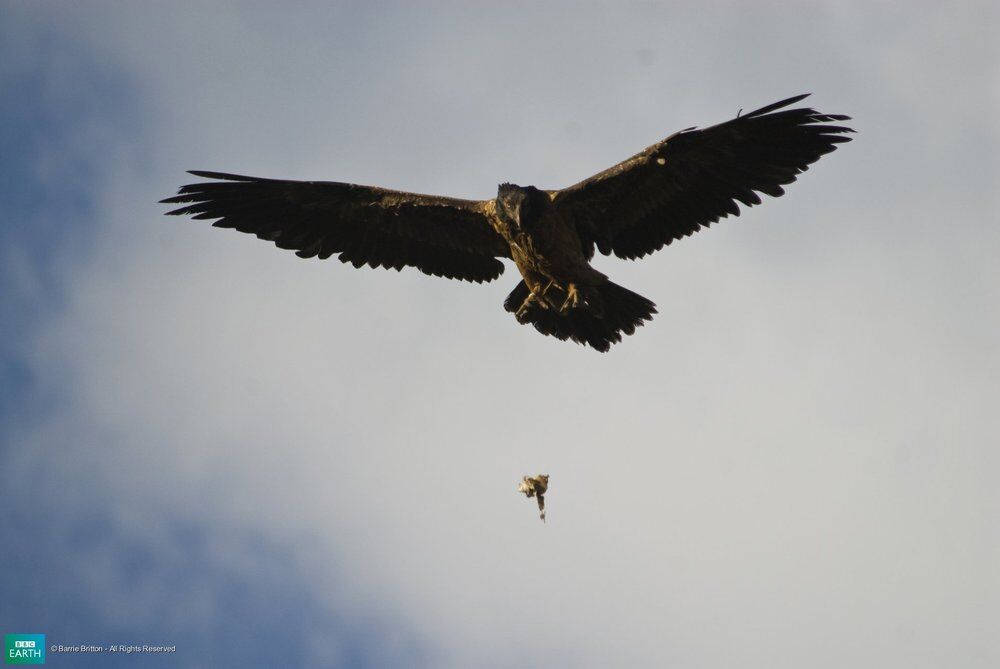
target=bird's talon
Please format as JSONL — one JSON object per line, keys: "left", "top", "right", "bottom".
{"left": 559, "top": 284, "right": 582, "bottom": 313}
{"left": 515, "top": 291, "right": 540, "bottom": 322}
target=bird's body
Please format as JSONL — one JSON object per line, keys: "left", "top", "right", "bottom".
{"left": 491, "top": 185, "right": 606, "bottom": 312}
{"left": 162, "top": 94, "right": 853, "bottom": 351}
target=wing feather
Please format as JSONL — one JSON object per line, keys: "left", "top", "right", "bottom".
{"left": 162, "top": 172, "right": 509, "bottom": 283}
{"left": 553, "top": 95, "right": 854, "bottom": 260}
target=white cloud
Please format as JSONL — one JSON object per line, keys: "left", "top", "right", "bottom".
{"left": 7, "top": 2, "right": 998, "bottom": 666}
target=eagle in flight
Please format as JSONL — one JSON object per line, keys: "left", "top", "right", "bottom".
{"left": 162, "top": 94, "right": 852, "bottom": 351}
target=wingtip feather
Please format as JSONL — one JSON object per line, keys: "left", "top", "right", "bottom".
{"left": 745, "top": 93, "right": 812, "bottom": 118}
{"left": 186, "top": 170, "right": 256, "bottom": 181}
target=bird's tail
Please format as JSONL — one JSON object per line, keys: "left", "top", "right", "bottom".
{"left": 504, "top": 280, "right": 656, "bottom": 352}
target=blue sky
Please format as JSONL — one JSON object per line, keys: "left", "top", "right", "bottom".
{"left": 0, "top": 11, "right": 425, "bottom": 667}
{"left": 2, "top": 3, "right": 997, "bottom": 667}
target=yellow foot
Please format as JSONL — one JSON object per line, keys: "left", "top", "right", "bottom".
{"left": 559, "top": 283, "right": 582, "bottom": 313}
{"left": 515, "top": 292, "right": 540, "bottom": 322}
{"left": 514, "top": 284, "right": 552, "bottom": 323}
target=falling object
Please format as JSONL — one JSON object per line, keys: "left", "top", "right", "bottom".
{"left": 518, "top": 474, "right": 550, "bottom": 522}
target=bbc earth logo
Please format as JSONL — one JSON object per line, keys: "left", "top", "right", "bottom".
{"left": 4, "top": 635, "right": 45, "bottom": 665}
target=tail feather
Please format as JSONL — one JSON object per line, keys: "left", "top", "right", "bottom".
{"left": 505, "top": 280, "right": 656, "bottom": 352}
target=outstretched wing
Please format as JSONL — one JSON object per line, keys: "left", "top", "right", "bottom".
{"left": 552, "top": 95, "right": 853, "bottom": 260}
{"left": 161, "top": 171, "right": 509, "bottom": 283}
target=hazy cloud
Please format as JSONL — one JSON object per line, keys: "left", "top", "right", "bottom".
{"left": 2, "top": 2, "right": 997, "bottom": 667}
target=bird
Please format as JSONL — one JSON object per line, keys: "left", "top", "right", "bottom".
{"left": 161, "top": 94, "right": 852, "bottom": 352}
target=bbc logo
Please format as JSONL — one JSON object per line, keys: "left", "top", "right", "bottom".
{"left": 5, "top": 634, "right": 46, "bottom": 665}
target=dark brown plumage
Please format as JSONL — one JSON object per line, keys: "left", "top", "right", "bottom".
{"left": 162, "top": 94, "right": 852, "bottom": 351}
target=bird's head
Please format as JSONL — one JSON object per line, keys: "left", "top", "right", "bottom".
{"left": 496, "top": 183, "right": 549, "bottom": 232}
